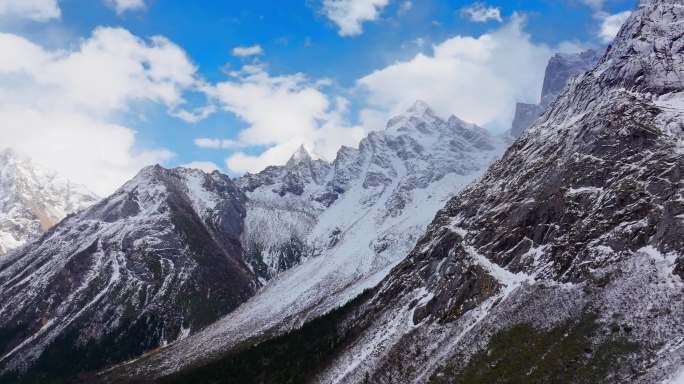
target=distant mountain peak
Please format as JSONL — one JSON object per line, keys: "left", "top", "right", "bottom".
{"left": 286, "top": 144, "right": 313, "bottom": 167}
{"left": 0, "top": 149, "right": 99, "bottom": 256}
{"left": 406, "top": 100, "right": 433, "bottom": 115}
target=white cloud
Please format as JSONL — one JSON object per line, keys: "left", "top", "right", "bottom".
{"left": 201, "top": 65, "right": 364, "bottom": 173}
{"left": 321, "top": 0, "right": 390, "bottom": 36}
{"left": 461, "top": 3, "right": 503, "bottom": 23}
{"left": 106, "top": 0, "right": 145, "bottom": 15}
{"left": 194, "top": 138, "right": 246, "bottom": 149}
{"left": 357, "top": 15, "right": 552, "bottom": 131}
{"left": 0, "top": 27, "right": 200, "bottom": 195}
{"left": 578, "top": 0, "right": 631, "bottom": 44}
{"left": 180, "top": 161, "right": 222, "bottom": 173}
{"left": 232, "top": 44, "right": 264, "bottom": 57}
{"left": 0, "top": 0, "right": 60, "bottom": 21}
{"left": 172, "top": 105, "right": 216, "bottom": 123}
{"left": 598, "top": 11, "right": 631, "bottom": 43}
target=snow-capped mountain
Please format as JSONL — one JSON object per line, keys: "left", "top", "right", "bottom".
{"left": 238, "top": 101, "right": 501, "bottom": 283}
{"left": 0, "top": 166, "right": 258, "bottom": 381}
{"left": 0, "top": 149, "right": 98, "bottom": 256}
{"left": 510, "top": 49, "right": 602, "bottom": 137}
{"left": 310, "top": 0, "right": 683, "bottom": 382}
{"left": 100, "top": 0, "right": 684, "bottom": 383}
{"left": 96, "top": 101, "right": 507, "bottom": 382}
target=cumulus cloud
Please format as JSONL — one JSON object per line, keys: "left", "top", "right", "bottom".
{"left": 460, "top": 3, "right": 503, "bottom": 23}
{"left": 180, "top": 161, "right": 222, "bottom": 173}
{"left": 232, "top": 44, "right": 264, "bottom": 57}
{"left": 0, "top": 27, "right": 200, "bottom": 195}
{"left": 0, "top": 0, "right": 60, "bottom": 21}
{"left": 598, "top": 11, "right": 631, "bottom": 43}
{"left": 357, "top": 15, "right": 552, "bottom": 131}
{"left": 200, "top": 65, "right": 364, "bottom": 173}
{"left": 106, "top": 0, "right": 145, "bottom": 14}
{"left": 321, "top": 0, "right": 390, "bottom": 36}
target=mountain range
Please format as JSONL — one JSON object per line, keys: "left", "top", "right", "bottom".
{"left": 0, "top": 100, "right": 505, "bottom": 383}
{"left": 0, "top": 0, "right": 682, "bottom": 383}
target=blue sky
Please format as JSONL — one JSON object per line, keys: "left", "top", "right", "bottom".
{"left": 0, "top": 0, "right": 636, "bottom": 194}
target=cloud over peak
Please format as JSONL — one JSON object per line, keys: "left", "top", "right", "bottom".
{"left": 0, "top": 27, "right": 200, "bottom": 194}
{"left": 358, "top": 15, "right": 551, "bottom": 131}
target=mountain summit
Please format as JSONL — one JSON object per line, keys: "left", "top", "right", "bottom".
{"left": 0, "top": 149, "right": 98, "bottom": 256}
{"left": 0, "top": 166, "right": 258, "bottom": 381}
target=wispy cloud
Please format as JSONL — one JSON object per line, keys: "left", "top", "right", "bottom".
{"left": 460, "top": 3, "right": 503, "bottom": 23}
{"left": 105, "top": 0, "right": 145, "bottom": 15}
{"left": 0, "top": 0, "right": 60, "bottom": 21}
{"left": 194, "top": 138, "right": 246, "bottom": 149}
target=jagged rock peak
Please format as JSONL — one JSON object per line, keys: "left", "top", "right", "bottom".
{"left": 540, "top": 49, "right": 603, "bottom": 108}
{"left": 406, "top": 100, "right": 435, "bottom": 116}
{"left": 286, "top": 144, "right": 314, "bottom": 167}
{"left": 386, "top": 100, "right": 448, "bottom": 134}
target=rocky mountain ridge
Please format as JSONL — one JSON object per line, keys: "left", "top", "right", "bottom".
{"left": 100, "top": 0, "right": 684, "bottom": 383}
{"left": 94, "top": 101, "right": 508, "bottom": 382}
{"left": 510, "top": 49, "right": 602, "bottom": 137}
{"left": 0, "top": 149, "right": 98, "bottom": 256}
{"left": 313, "top": 0, "right": 684, "bottom": 382}
{"left": 0, "top": 166, "right": 258, "bottom": 381}
{"left": 0, "top": 102, "right": 507, "bottom": 383}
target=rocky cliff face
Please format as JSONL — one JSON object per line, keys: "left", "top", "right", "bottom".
{"left": 0, "top": 166, "right": 258, "bottom": 381}
{"left": 510, "top": 49, "right": 602, "bottom": 137}
{"left": 314, "top": 0, "right": 684, "bottom": 382}
{"left": 0, "top": 149, "right": 98, "bottom": 256}
{"left": 95, "top": 102, "right": 508, "bottom": 383}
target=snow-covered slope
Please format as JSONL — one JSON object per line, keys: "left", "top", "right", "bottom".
{"left": 0, "top": 166, "right": 258, "bottom": 381}
{"left": 0, "top": 149, "right": 98, "bottom": 256}
{"left": 103, "top": 1, "right": 683, "bottom": 382}
{"left": 101, "top": 101, "right": 507, "bottom": 381}
{"left": 309, "top": 0, "right": 684, "bottom": 382}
